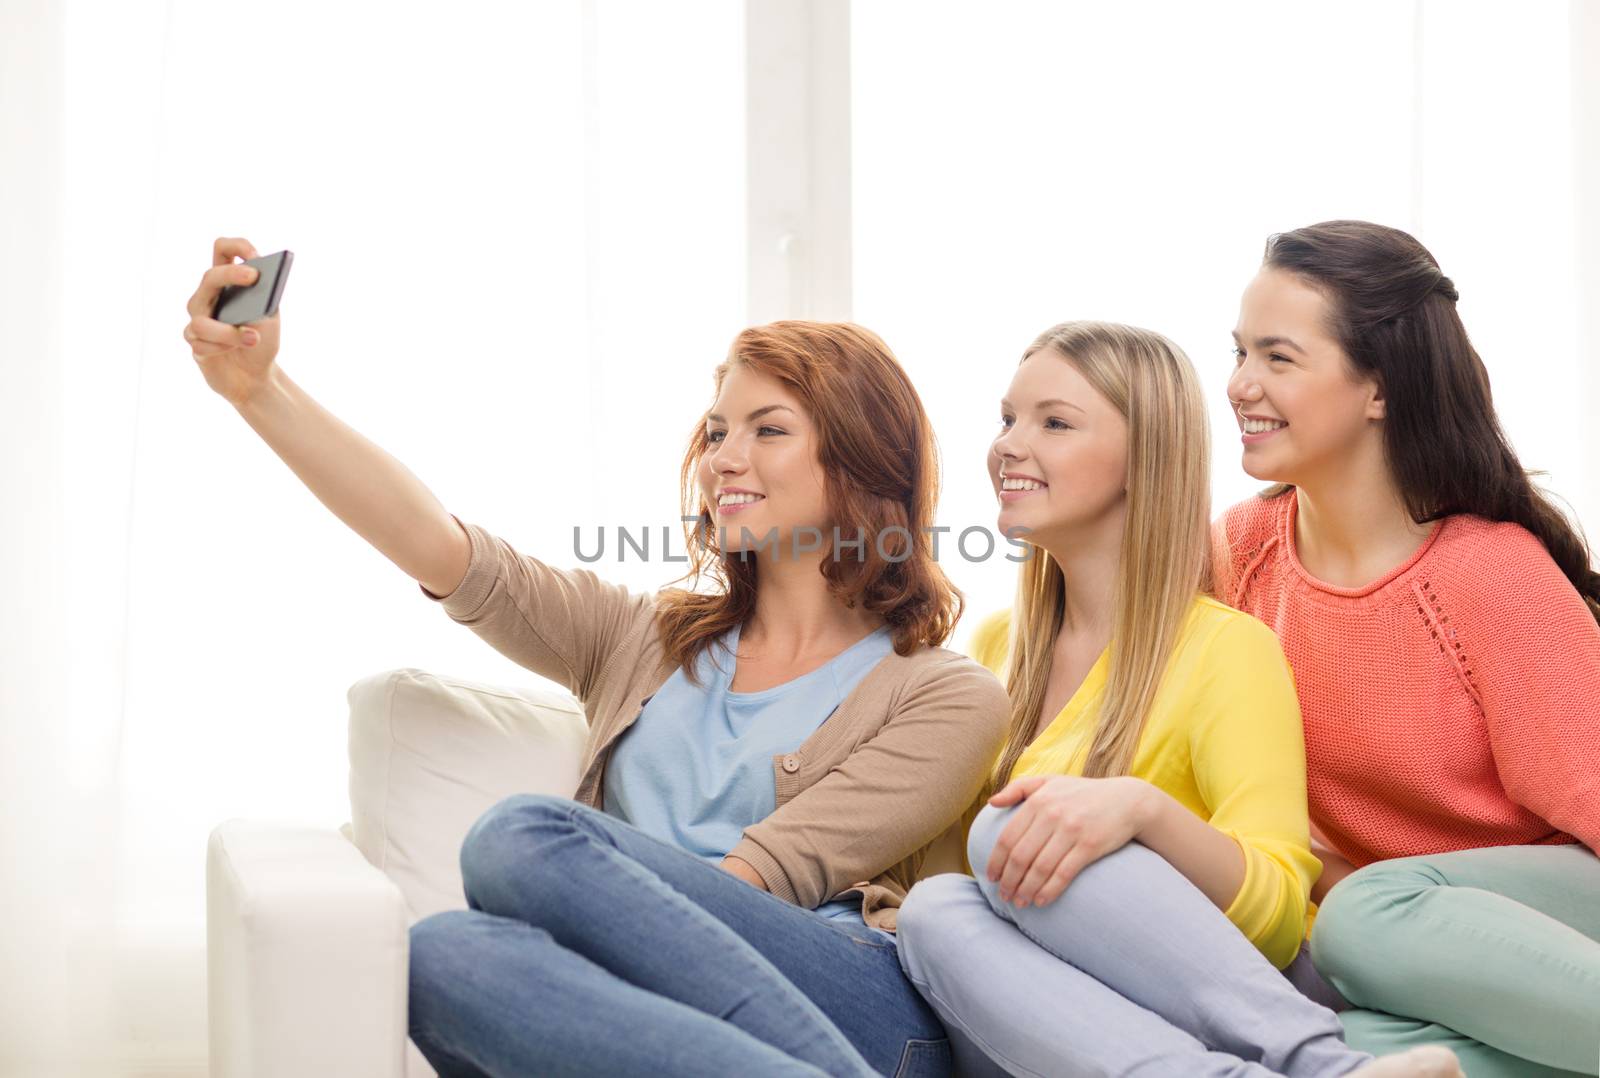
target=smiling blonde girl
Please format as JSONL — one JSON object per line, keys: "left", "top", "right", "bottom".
{"left": 895, "top": 321, "right": 1459, "bottom": 1078}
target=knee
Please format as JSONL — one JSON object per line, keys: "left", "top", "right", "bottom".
{"left": 1306, "top": 878, "right": 1365, "bottom": 986}
{"left": 1310, "top": 859, "right": 1441, "bottom": 992}
{"left": 898, "top": 874, "right": 973, "bottom": 945}
{"left": 459, "top": 793, "right": 575, "bottom": 906}
{"left": 964, "top": 803, "right": 1019, "bottom": 875}
{"left": 972, "top": 802, "right": 1166, "bottom": 901}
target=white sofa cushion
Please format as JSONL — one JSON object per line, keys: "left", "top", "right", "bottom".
{"left": 345, "top": 668, "right": 588, "bottom": 922}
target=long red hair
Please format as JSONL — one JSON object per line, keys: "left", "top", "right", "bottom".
{"left": 654, "top": 321, "right": 962, "bottom": 683}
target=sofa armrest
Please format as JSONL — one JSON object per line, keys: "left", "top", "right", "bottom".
{"left": 207, "top": 819, "right": 411, "bottom": 1078}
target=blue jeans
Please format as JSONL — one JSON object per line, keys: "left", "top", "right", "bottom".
{"left": 407, "top": 793, "right": 952, "bottom": 1077}
{"left": 896, "top": 803, "right": 1376, "bottom": 1077}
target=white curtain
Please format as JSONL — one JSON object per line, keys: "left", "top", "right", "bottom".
{"left": 2, "top": 0, "right": 741, "bottom": 1072}
{"left": 854, "top": 0, "right": 1600, "bottom": 624}
{"left": 4, "top": 1, "right": 1597, "bottom": 1074}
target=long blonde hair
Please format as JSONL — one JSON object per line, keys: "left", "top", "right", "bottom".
{"left": 986, "top": 321, "right": 1212, "bottom": 793}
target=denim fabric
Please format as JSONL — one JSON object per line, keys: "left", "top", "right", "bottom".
{"left": 408, "top": 794, "right": 951, "bottom": 1077}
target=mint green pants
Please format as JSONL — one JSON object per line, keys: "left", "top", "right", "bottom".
{"left": 1308, "top": 843, "right": 1600, "bottom": 1077}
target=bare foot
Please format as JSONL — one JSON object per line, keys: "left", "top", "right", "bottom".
{"left": 1350, "top": 1045, "right": 1464, "bottom": 1078}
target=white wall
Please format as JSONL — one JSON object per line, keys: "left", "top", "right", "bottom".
{"left": 851, "top": 0, "right": 1596, "bottom": 635}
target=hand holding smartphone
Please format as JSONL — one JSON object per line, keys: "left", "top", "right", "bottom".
{"left": 212, "top": 250, "right": 293, "bottom": 325}
{"left": 185, "top": 237, "right": 291, "bottom": 408}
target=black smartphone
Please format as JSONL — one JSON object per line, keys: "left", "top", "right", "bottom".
{"left": 213, "top": 250, "right": 294, "bottom": 325}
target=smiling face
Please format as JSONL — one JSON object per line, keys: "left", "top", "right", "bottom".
{"left": 698, "top": 363, "right": 831, "bottom": 557}
{"left": 1227, "top": 268, "right": 1387, "bottom": 486}
{"left": 989, "top": 348, "right": 1129, "bottom": 550}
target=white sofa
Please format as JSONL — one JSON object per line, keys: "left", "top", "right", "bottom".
{"left": 206, "top": 667, "right": 590, "bottom": 1078}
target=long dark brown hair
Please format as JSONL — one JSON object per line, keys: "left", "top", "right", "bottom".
{"left": 653, "top": 321, "right": 963, "bottom": 683}
{"left": 1259, "top": 219, "right": 1600, "bottom": 623}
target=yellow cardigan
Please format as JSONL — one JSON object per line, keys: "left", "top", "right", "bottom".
{"left": 968, "top": 596, "right": 1320, "bottom": 969}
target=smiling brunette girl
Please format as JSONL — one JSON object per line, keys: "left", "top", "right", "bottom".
{"left": 1215, "top": 220, "right": 1600, "bottom": 1078}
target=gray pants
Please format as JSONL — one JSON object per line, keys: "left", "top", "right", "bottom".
{"left": 896, "top": 803, "right": 1378, "bottom": 1078}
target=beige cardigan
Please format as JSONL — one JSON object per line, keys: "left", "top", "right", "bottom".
{"left": 420, "top": 516, "right": 1010, "bottom": 932}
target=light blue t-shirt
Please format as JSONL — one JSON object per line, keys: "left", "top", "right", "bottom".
{"left": 602, "top": 620, "right": 895, "bottom": 928}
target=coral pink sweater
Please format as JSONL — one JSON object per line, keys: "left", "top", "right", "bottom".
{"left": 1212, "top": 488, "right": 1600, "bottom": 866}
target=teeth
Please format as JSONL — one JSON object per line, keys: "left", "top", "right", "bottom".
{"left": 1001, "top": 478, "right": 1045, "bottom": 491}
{"left": 1244, "top": 418, "right": 1288, "bottom": 434}
{"left": 718, "top": 492, "right": 763, "bottom": 506}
